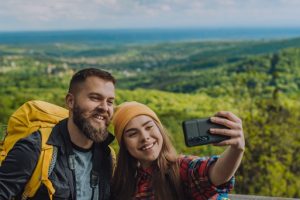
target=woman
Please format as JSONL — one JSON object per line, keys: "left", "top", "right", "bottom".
{"left": 111, "top": 101, "right": 244, "bottom": 200}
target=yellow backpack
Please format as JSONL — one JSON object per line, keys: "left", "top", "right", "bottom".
{"left": 0, "top": 100, "right": 116, "bottom": 200}
{"left": 0, "top": 100, "right": 117, "bottom": 200}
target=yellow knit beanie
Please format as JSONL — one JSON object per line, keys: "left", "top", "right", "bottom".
{"left": 112, "top": 101, "right": 161, "bottom": 144}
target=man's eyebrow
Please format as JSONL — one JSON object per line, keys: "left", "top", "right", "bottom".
{"left": 88, "top": 92, "right": 102, "bottom": 97}
{"left": 88, "top": 93, "right": 115, "bottom": 99}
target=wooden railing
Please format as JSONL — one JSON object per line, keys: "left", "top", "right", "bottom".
{"left": 229, "top": 194, "right": 299, "bottom": 200}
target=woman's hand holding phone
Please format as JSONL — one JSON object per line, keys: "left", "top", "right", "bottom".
{"left": 209, "top": 111, "right": 245, "bottom": 151}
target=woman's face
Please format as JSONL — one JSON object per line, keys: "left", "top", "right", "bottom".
{"left": 123, "top": 115, "right": 163, "bottom": 168}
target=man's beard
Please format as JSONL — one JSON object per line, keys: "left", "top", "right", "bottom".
{"left": 72, "top": 103, "right": 110, "bottom": 143}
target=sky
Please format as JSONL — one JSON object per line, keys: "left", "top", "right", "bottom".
{"left": 0, "top": 0, "right": 300, "bottom": 31}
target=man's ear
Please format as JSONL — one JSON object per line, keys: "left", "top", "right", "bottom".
{"left": 66, "top": 93, "right": 74, "bottom": 109}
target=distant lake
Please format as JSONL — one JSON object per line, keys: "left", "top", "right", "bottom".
{"left": 1, "top": 28, "right": 300, "bottom": 44}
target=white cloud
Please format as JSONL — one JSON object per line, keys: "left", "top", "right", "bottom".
{"left": 0, "top": 0, "right": 299, "bottom": 30}
{"left": 1, "top": 0, "right": 86, "bottom": 21}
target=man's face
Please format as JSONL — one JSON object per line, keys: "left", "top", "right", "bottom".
{"left": 69, "top": 76, "right": 115, "bottom": 142}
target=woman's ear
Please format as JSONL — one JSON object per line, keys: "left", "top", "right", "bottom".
{"left": 65, "top": 93, "right": 74, "bottom": 109}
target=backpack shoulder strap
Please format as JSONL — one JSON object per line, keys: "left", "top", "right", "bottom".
{"left": 22, "top": 127, "right": 55, "bottom": 200}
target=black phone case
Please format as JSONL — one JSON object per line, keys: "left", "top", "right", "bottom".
{"left": 182, "top": 118, "right": 230, "bottom": 147}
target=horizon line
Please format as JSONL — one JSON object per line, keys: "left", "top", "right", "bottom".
{"left": 1, "top": 26, "right": 300, "bottom": 33}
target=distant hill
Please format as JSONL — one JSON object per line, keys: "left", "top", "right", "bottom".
{"left": 1, "top": 37, "right": 300, "bottom": 97}
{"left": 117, "top": 46, "right": 300, "bottom": 96}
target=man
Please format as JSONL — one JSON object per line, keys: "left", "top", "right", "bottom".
{"left": 0, "top": 68, "right": 116, "bottom": 200}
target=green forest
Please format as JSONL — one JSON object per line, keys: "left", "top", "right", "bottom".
{"left": 1, "top": 37, "right": 300, "bottom": 198}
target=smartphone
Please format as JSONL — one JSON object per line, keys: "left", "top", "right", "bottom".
{"left": 182, "top": 118, "right": 230, "bottom": 147}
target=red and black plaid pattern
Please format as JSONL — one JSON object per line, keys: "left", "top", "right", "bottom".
{"left": 179, "top": 155, "right": 234, "bottom": 200}
{"left": 134, "top": 166, "right": 155, "bottom": 200}
{"left": 133, "top": 155, "right": 234, "bottom": 200}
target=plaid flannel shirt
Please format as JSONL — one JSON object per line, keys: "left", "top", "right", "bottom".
{"left": 133, "top": 155, "right": 234, "bottom": 200}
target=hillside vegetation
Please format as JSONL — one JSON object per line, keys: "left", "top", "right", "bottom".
{"left": 0, "top": 38, "right": 300, "bottom": 197}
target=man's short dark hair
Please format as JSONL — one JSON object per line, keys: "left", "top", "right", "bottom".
{"left": 68, "top": 68, "right": 116, "bottom": 94}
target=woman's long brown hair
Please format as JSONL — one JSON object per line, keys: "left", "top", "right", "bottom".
{"left": 111, "top": 120, "right": 185, "bottom": 200}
